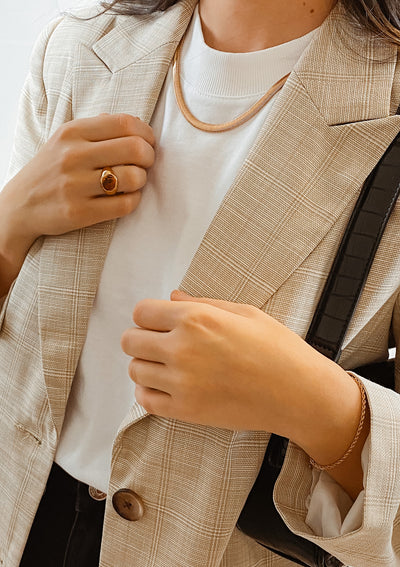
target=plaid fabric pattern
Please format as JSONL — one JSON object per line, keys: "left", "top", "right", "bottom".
{"left": 0, "top": 2, "right": 399, "bottom": 566}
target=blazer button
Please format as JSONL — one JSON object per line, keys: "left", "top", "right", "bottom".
{"left": 112, "top": 489, "right": 144, "bottom": 521}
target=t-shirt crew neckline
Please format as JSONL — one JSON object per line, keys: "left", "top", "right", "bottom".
{"left": 180, "top": 6, "right": 319, "bottom": 99}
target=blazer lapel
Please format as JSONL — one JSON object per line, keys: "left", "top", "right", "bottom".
{"left": 180, "top": 4, "right": 400, "bottom": 308}
{"left": 38, "top": 0, "right": 197, "bottom": 435}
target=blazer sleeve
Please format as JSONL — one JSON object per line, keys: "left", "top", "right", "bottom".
{"left": 0, "top": 16, "right": 66, "bottom": 327}
{"left": 4, "top": 15, "right": 66, "bottom": 186}
{"left": 273, "top": 292, "right": 400, "bottom": 567}
{"left": 305, "top": 442, "right": 367, "bottom": 537}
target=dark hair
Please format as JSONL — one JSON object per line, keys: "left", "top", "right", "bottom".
{"left": 101, "top": 0, "right": 400, "bottom": 45}
{"left": 100, "top": 0, "right": 180, "bottom": 16}
{"left": 342, "top": 0, "right": 400, "bottom": 45}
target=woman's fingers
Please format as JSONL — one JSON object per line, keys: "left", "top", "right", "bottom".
{"left": 135, "top": 385, "right": 172, "bottom": 416}
{"left": 61, "top": 113, "right": 156, "bottom": 146}
{"left": 61, "top": 164, "right": 148, "bottom": 199}
{"left": 86, "top": 191, "right": 143, "bottom": 224}
{"left": 128, "top": 359, "right": 170, "bottom": 391}
{"left": 58, "top": 191, "right": 143, "bottom": 230}
{"left": 133, "top": 299, "right": 188, "bottom": 331}
{"left": 84, "top": 135, "right": 155, "bottom": 169}
{"left": 121, "top": 327, "right": 169, "bottom": 363}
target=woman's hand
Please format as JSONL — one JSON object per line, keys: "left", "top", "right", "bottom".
{"left": 121, "top": 290, "right": 368, "bottom": 498}
{"left": 0, "top": 113, "right": 155, "bottom": 297}
{"left": 122, "top": 291, "right": 369, "bottom": 499}
{"left": 121, "top": 291, "right": 360, "bottom": 442}
{"left": 0, "top": 113, "right": 155, "bottom": 249}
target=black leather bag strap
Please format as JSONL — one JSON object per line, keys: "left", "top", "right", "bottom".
{"left": 306, "top": 131, "right": 400, "bottom": 362}
{"left": 237, "top": 127, "right": 400, "bottom": 567}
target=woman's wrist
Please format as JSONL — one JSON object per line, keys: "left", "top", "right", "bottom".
{"left": 282, "top": 354, "right": 362, "bottom": 458}
{"left": 0, "top": 183, "right": 38, "bottom": 296}
{"left": 309, "top": 374, "right": 367, "bottom": 471}
{"left": 0, "top": 180, "right": 38, "bottom": 257}
{"left": 285, "top": 355, "right": 368, "bottom": 499}
{"left": 291, "top": 359, "right": 362, "bottom": 461}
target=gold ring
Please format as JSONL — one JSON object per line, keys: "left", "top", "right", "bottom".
{"left": 100, "top": 168, "right": 118, "bottom": 195}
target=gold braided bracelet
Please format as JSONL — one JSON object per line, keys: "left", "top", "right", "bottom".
{"left": 309, "top": 374, "right": 367, "bottom": 471}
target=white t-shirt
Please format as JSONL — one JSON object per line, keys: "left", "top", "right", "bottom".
{"left": 55, "top": 7, "right": 364, "bottom": 536}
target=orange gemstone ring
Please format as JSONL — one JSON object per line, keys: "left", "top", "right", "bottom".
{"left": 100, "top": 168, "right": 118, "bottom": 195}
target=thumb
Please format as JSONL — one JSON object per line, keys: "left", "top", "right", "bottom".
{"left": 170, "top": 289, "right": 255, "bottom": 317}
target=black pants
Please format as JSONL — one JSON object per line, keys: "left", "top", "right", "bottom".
{"left": 20, "top": 462, "right": 105, "bottom": 567}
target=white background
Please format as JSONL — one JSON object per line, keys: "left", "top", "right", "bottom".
{"left": 0, "top": 0, "right": 95, "bottom": 185}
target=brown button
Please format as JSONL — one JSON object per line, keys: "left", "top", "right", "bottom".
{"left": 112, "top": 489, "right": 144, "bottom": 521}
{"left": 88, "top": 486, "right": 107, "bottom": 502}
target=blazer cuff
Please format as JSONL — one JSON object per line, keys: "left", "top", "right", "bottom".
{"left": 273, "top": 375, "right": 400, "bottom": 566}
{"left": 305, "top": 436, "right": 369, "bottom": 537}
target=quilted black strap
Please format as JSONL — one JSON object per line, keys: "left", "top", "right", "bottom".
{"left": 267, "top": 127, "right": 400, "bottom": 470}
{"left": 306, "top": 131, "right": 400, "bottom": 362}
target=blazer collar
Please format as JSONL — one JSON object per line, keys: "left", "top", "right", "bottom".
{"left": 294, "top": 2, "right": 399, "bottom": 125}
{"left": 92, "top": 0, "right": 198, "bottom": 73}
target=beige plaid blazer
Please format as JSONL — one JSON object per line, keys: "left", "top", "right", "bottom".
{"left": 1, "top": 1, "right": 400, "bottom": 565}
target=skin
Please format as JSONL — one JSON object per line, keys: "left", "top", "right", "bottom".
{"left": 1, "top": 0, "right": 368, "bottom": 502}
{"left": 199, "top": 0, "right": 337, "bottom": 52}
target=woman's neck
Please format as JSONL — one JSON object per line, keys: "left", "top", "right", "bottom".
{"left": 198, "top": 0, "right": 336, "bottom": 52}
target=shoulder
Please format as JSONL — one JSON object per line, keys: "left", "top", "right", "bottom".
{"left": 35, "top": 8, "right": 126, "bottom": 79}
{"left": 31, "top": 6, "right": 165, "bottom": 86}
{"left": 44, "top": 5, "right": 128, "bottom": 54}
